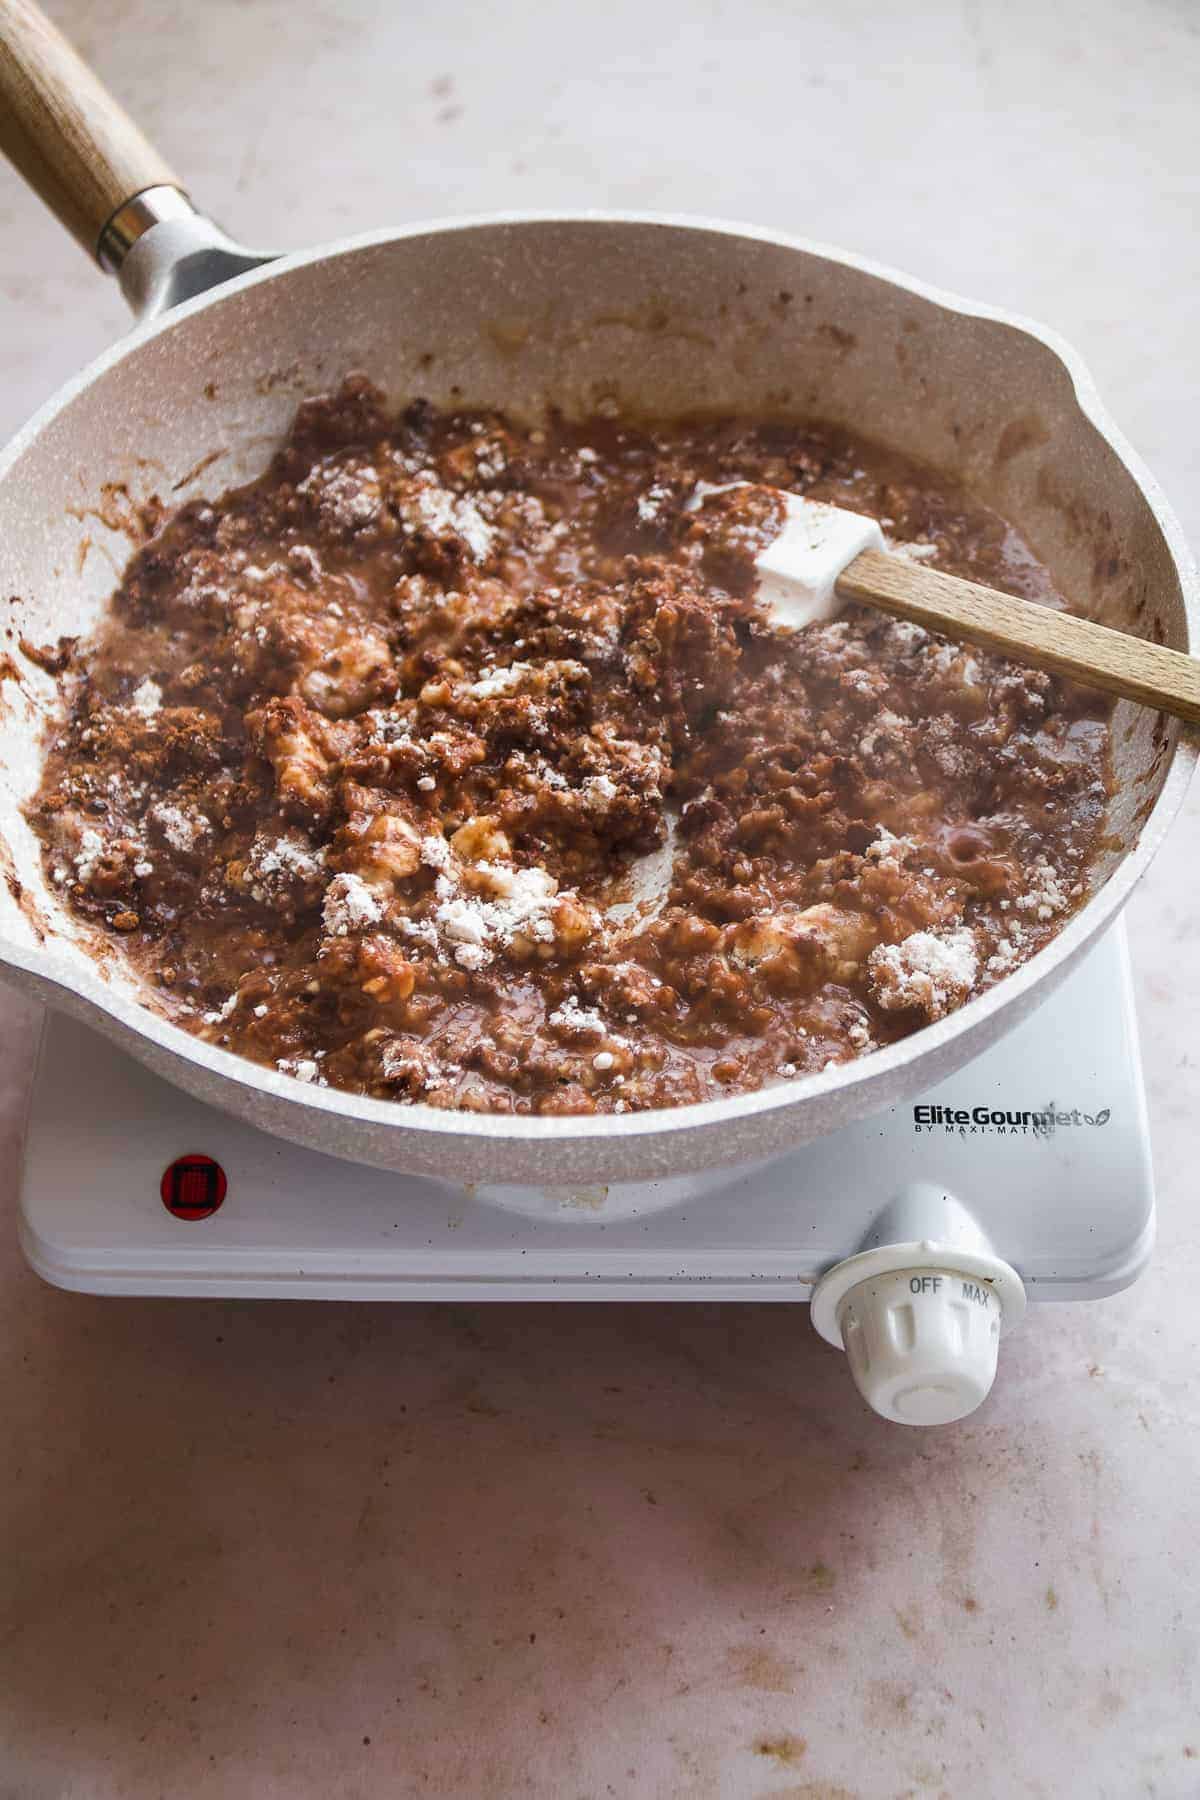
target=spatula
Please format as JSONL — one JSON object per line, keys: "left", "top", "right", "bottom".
{"left": 694, "top": 484, "right": 1200, "bottom": 724}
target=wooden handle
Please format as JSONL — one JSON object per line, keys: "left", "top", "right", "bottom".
{"left": 839, "top": 548, "right": 1200, "bottom": 726}
{"left": 0, "top": 0, "right": 181, "bottom": 258}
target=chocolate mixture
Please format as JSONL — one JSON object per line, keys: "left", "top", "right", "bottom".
{"left": 28, "top": 379, "right": 1111, "bottom": 1114}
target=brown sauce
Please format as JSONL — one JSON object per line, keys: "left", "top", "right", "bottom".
{"left": 28, "top": 379, "right": 1112, "bottom": 1114}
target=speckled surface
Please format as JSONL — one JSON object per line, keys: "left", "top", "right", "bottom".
{"left": 2, "top": 2, "right": 1199, "bottom": 1794}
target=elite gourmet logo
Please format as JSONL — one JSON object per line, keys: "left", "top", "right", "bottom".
{"left": 912, "top": 1102, "right": 1111, "bottom": 1137}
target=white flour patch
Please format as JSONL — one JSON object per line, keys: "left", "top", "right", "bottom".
{"left": 73, "top": 828, "right": 105, "bottom": 884}
{"left": 278, "top": 1056, "right": 322, "bottom": 1084}
{"left": 246, "top": 833, "right": 325, "bottom": 902}
{"left": 1015, "top": 857, "right": 1070, "bottom": 922}
{"left": 869, "top": 926, "right": 979, "bottom": 1021}
{"left": 129, "top": 678, "right": 162, "bottom": 717}
{"left": 466, "top": 662, "right": 531, "bottom": 699}
{"left": 149, "top": 803, "right": 206, "bottom": 853}
{"left": 431, "top": 861, "right": 564, "bottom": 968}
{"left": 403, "top": 472, "right": 494, "bottom": 561}
{"left": 322, "top": 872, "right": 385, "bottom": 936}
{"left": 548, "top": 997, "right": 606, "bottom": 1036}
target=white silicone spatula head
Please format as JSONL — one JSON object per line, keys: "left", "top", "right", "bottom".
{"left": 690, "top": 480, "right": 884, "bottom": 628}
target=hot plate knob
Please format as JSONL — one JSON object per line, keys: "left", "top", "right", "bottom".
{"left": 810, "top": 1241, "right": 1025, "bottom": 1427}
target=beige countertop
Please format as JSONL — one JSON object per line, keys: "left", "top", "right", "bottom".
{"left": 2, "top": 2, "right": 1198, "bottom": 1793}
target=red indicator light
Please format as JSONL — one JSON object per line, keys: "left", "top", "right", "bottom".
{"left": 161, "top": 1154, "right": 227, "bottom": 1220}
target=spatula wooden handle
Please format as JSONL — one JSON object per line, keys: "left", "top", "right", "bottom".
{"left": 0, "top": 0, "right": 181, "bottom": 258}
{"left": 838, "top": 548, "right": 1200, "bottom": 726}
